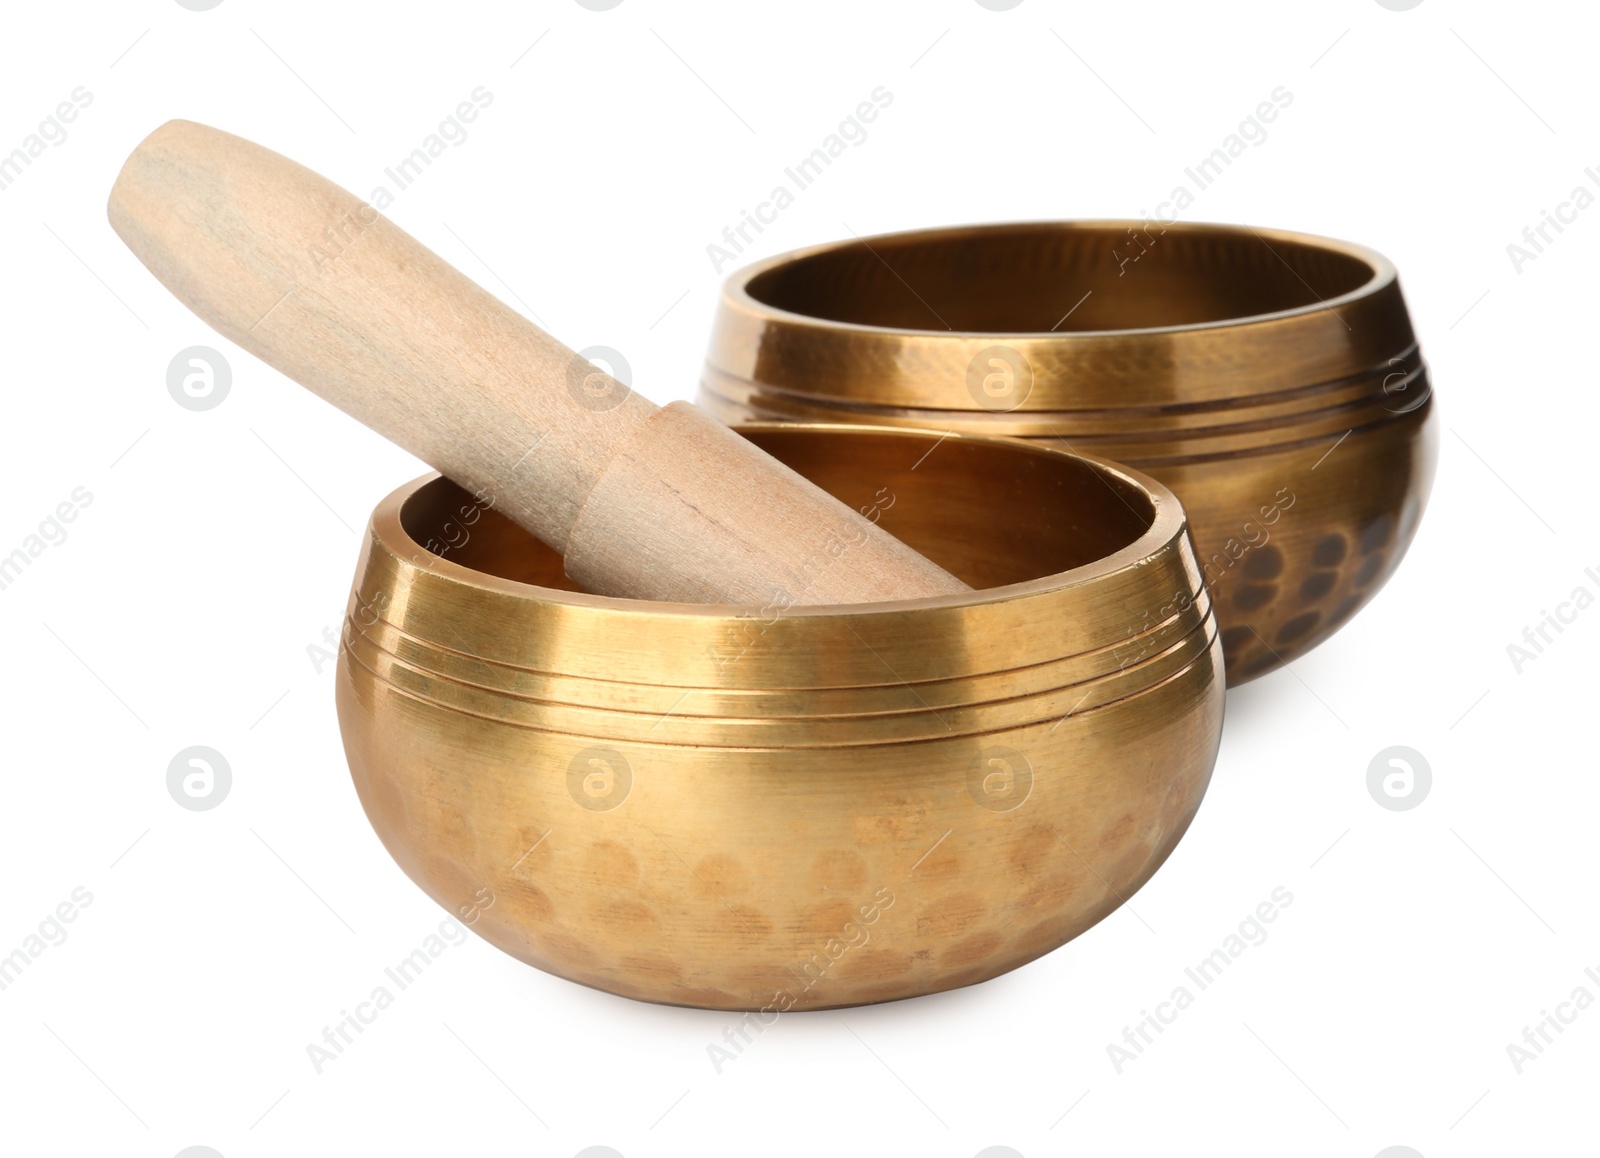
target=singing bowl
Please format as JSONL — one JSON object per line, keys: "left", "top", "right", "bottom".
{"left": 337, "top": 424, "right": 1223, "bottom": 1011}
{"left": 701, "top": 222, "right": 1439, "bottom": 684}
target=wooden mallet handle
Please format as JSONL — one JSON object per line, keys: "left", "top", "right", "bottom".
{"left": 107, "top": 121, "right": 968, "bottom": 605}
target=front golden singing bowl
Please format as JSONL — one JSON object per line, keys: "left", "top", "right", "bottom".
{"left": 701, "top": 222, "right": 1439, "bottom": 684}
{"left": 336, "top": 424, "right": 1223, "bottom": 1010}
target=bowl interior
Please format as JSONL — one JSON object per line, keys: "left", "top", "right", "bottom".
{"left": 744, "top": 222, "right": 1379, "bottom": 334}
{"left": 399, "top": 426, "right": 1155, "bottom": 594}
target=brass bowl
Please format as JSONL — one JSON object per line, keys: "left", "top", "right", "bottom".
{"left": 337, "top": 424, "right": 1222, "bottom": 1010}
{"left": 701, "top": 222, "right": 1439, "bottom": 684}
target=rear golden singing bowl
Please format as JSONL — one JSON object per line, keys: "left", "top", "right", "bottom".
{"left": 701, "top": 222, "right": 1439, "bottom": 684}
{"left": 337, "top": 424, "right": 1223, "bottom": 1011}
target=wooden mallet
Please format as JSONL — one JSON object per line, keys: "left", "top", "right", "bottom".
{"left": 107, "top": 121, "right": 969, "bottom": 605}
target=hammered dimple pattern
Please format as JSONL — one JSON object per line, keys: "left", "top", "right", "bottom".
{"left": 701, "top": 221, "right": 1441, "bottom": 686}
{"left": 337, "top": 428, "right": 1225, "bottom": 1010}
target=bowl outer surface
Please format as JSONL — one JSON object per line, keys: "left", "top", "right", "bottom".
{"left": 701, "top": 222, "right": 1440, "bottom": 684}
{"left": 336, "top": 425, "right": 1224, "bottom": 1009}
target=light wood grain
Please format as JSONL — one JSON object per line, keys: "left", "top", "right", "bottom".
{"left": 565, "top": 401, "right": 972, "bottom": 603}
{"left": 107, "top": 120, "right": 969, "bottom": 605}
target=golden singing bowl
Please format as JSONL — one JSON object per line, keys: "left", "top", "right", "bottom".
{"left": 701, "top": 222, "right": 1439, "bottom": 684}
{"left": 337, "top": 424, "right": 1223, "bottom": 1010}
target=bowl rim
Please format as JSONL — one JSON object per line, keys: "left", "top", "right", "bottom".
{"left": 723, "top": 218, "right": 1397, "bottom": 340}
{"left": 368, "top": 423, "right": 1191, "bottom": 621}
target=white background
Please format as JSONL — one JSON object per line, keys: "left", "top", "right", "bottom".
{"left": 1, "top": 1, "right": 1595, "bottom": 1155}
